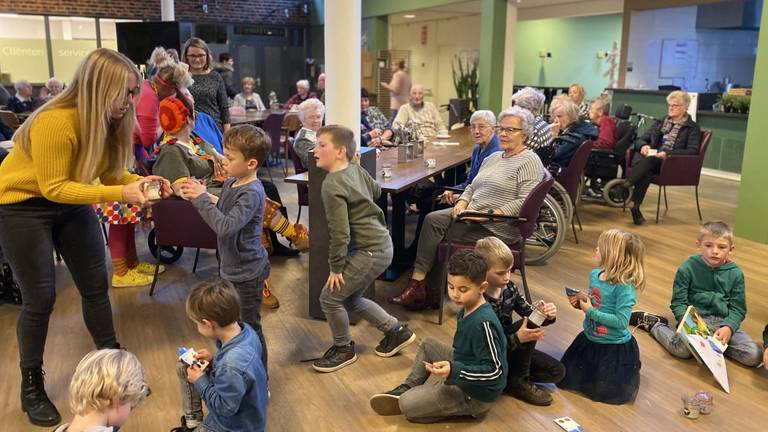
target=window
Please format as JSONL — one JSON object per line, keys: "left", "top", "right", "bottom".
{"left": 48, "top": 16, "right": 98, "bottom": 82}
{"left": 0, "top": 14, "right": 49, "bottom": 83}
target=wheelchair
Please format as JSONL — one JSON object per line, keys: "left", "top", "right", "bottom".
{"left": 582, "top": 104, "right": 637, "bottom": 207}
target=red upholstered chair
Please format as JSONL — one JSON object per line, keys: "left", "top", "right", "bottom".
{"left": 149, "top": 198, "right": 218, "bottom": 296}
{"left": 287, "top": 142, "right": 309, "bottom": 224}
{"left": 554, "top": 139, "right": 593, "bottom": 243}
{"left": 624, "top": 130, "right": 712, "bottom": 223}
{"left": 434, "top": 171, "right": 555, "bottom": 324}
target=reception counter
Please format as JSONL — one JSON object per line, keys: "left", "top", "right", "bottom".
{"left": 608, "top": 88, "right": 748, "bottom": 175}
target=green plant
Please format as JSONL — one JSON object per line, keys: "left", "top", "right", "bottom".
{"left": 739, "top": 95, "right": 750, "bottom": 112}
{"left": 720, "top": 94, "right": 737, "bottom": 111}
{"left": 452, "top": 54, "right": 479, "bottom": 108}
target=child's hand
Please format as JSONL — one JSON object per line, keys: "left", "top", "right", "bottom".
{"left": 186, "top": 364, "right": 205, "bottom": 384}
{"left": 426, "top": 360, "right": 451, "bottom": 378}
{"left": 578, "top": 298, "right": 592, "bottom": 313}
{"left": 517, "top": 317, "right": 545, "bottom": 343}
{"left": 195, "top": 348, "right": 213, "bottom": 363}
{"left": 541, "top": 302, "right": 557, "bottom": 319}
{"left": 179, "top": 180, "right": 207, "bottom": 200}
{"left": 713, "top": 326, "right": 733, "bottom": 345}
{"left": 325, "top": 272, "right": 345, "bottom": 292}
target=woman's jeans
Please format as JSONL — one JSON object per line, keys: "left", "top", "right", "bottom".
{"left": 0, "top": 198, "right": 117, "bottom": 368}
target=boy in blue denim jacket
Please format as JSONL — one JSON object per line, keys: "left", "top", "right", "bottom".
{"left": 173, "top": 280, "right": 268, "bottom": 432}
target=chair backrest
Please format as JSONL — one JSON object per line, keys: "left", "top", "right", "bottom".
{"left": 614, "top": 122, "right": 637, "bottom": 157}
{"left": 614, "top": 104, "right": 632, "bottom": 120}
{"left": 287, "top": 142, "right": 309, "bottom": 205}
{"left": 517, "top": 170, "right": 555, "bottom": 239}
{"left": 152, "top": 199, "right": 218, "bottom": 250}
{"left": 558, "top": 140, "right": 593, "bottom": 203}
{"left": 229, "top": 106, "right": 246, "bottom": 116}
{"left": 262, "top": 112, "right": 286, "bottom": 154}
{"left": 282, "top": 113, "right": 302, "bottom": 135}
{"left": 0, "top": 110, "right": 19, "bottom": 129}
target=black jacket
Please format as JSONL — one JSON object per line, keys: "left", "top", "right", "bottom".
{"left": 551, "top": 120, "right": 598, "bottom": 167}
{"left": 633, "top": 116, "right": 701, "bottom": 164}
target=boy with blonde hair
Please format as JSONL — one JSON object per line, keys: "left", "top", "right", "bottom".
{"left": 631, "top": 220, "right": 763, "bottom": 367}
{"left": 173, "top": 279, "right": 268, "bottom": 431}
{"left": 475, "top": 237, "right": 563, "bottom": 406}
{"left": 54, "top": 349, "right": 150, "bottom": 432}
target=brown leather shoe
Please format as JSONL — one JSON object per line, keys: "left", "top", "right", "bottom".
{"left": 389, "top": 278, "right": 426, "bottom": 307}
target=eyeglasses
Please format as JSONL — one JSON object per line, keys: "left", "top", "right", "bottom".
{"left": 125, "top": 86, "right": 140, "bottom": 101}
{"left": 668, "top": 103, "right": 683, "bottom": 108}
{"left": 469, "top": 124, "right": 491, "bottom": 131}
{"left": 494, "top": 126, "right": 524, "bottom": 135}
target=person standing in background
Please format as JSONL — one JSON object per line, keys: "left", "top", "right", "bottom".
{"left": 213, "top": 52, "right": 237, "bottom": 99}
{"left": 381, "top": 60, "right": 411, "bottom": 124}
{"left": 183, "top": 38, "right": 231, "bottom": 132}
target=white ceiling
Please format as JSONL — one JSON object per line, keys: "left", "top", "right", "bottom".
{"left": 388, "top": 0, "right": 613, "bottom": 24}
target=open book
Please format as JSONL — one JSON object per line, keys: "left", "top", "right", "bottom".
{"left": 676, "top": 305, "right": 730, "bottom": 393}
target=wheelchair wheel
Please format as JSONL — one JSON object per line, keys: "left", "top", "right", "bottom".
{"left": 603, "top": 178, "right": 632, "bottom": 208}
{"left": 549, "top": 181, "right": 573, "bottom": 227}
{"left": 147, "top": 228, "right": 184, "bottom": 264}
{"left": 524, "top": 195, "right": 567, "bottom": 265}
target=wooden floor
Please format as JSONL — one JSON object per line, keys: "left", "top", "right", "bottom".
{"left": 2, "top": 168, "right": 767, "bottom": 432}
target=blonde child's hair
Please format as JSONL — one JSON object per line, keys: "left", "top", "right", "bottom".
{"left": 13, "top": 48, "right": 140, "bottom": 184}
{"left": 698, "top": 220, "right": 733, "bottom": 244}
{"left": 475, "top": 236, "right": 514, "bottom": 269}
{"left": 69, "top": 349, "right": 150, "bottom": 416}
{"left": 597, "top": 228, "right": 646, "bottom": 290}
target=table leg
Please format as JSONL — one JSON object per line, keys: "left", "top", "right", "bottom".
{"left": 380, "top": 191, "right": 411, "bottom": 281}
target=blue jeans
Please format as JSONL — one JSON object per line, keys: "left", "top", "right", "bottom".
{"left": 232, "top": 276, "right": 267, "bottom": 372}
{"left": 319, "top": 245, "right": 397, "bottom": 346}
{"left": 650, "top": 314, "right": 763, "bottom": 367}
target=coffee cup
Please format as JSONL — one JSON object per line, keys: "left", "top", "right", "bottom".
{"left": 144, "top": 180, "right": 162, "bottom": 201}
{"left": 426, "top": 158, "right": 436, "bottom": 168}
{"left": 382, "top": 165, "right": 393, "bottom": 178}
{"left": 682, "top": 395, "right": 701, "bottom": 419}
{"left": 528, "top": 308, "right": 547, "bottom": 327}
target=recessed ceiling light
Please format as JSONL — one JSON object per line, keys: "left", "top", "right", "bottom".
{"left": 403, "top": 14, "right": 416, "bottom": 19}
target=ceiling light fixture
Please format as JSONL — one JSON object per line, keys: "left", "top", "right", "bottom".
{"left": 403, "top": 14, "right": 416, "bottom": 19}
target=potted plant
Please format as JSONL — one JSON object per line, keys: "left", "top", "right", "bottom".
{"left": 450, "top": 54, "right": 479, "bottom": 126}
{"left": 720, "top": 94, "right": 736, "bottom": 113}
{"left": 738, "top": 95, "right": 750, "bottom": 114}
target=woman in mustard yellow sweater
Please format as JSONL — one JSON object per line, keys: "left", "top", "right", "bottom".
{"left": 0, "top": 48, "right": 170, "bottom": 427}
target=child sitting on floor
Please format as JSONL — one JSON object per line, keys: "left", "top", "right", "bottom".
{"left": 369, "top": 249, "right": 507, "bottom": 423}
{"left": 631, "top": 220, "right": 763, "bottom": 367}
{"left": 558, "top": 228, "right": 644, "bottom": 405}
{"left": 172, "top": 280, "right": 268, "bottom": 432}
{"left": 475, "top": 236, "right": 564, "bottom": 406}
{"left": 54, "top": 349, "right": 150, "bottom": 432}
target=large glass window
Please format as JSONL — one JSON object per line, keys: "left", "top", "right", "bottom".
{"left": 0, "top": 14, "right": 49, "bottom": 84}
{"left": 49, "top": 16, "right": 98, "bottom": 82}
{"left": 99, "top": 19, "right": 141, "bottom": 52}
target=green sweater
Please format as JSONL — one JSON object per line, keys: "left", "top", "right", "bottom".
{"left": 671, "top": 255, "right": 747, "bottom": 331}
{"left": 448, "top": 302, "right": 507, "bottom": 403}
{"left": 321, "top": 163, "right": 390, "bottom": 273}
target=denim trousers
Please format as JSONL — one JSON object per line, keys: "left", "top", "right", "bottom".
{"left": 650, "top": 314, "right": 763, "bottom": 367}
{"left": 176, "top": 360, "right": 216, "bottom": 431}
{"left": 231, "top": 276, "right": 268, "bottom": 372}
{"left": 399, "top": 337, "right": 491, "bottom": 423}
{"left": 0, "top": 198, "right": 118, "bottom": 368}
{"left": 319, "top": 245, "right": 397, "bottom": 346}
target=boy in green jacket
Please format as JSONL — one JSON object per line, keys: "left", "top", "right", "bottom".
{"left": 369, "top": 250, "right": 507, "bottom": 423}
{"left": 631, "top": 221, "right": 762, "bottom": 367}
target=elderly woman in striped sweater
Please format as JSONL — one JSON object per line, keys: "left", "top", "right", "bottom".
{"left": 390, "top": 106, "right": 545, "bottom": 309}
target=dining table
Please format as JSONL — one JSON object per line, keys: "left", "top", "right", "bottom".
{"left": 285, "top": 127, "right": 475, "bottom": 281}
{"left": 229, "top": 108, "right": 291, "bottom": 125}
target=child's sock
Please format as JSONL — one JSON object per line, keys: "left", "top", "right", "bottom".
{"left": 111, "top": 258, "right": 129, "bottom": 276}
{"left": 108, "top": 224, "right": 130, "bottom": 276}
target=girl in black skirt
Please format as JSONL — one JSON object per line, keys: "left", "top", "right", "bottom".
{"left": 558, "top": 229, "right": 645, "bottom": 404}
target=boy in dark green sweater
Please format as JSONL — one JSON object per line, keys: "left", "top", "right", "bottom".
{"left": 370, "top": 250, "right": 507, "bottom": 423}
{"left": 311, "top": 125, "right": 415, "bottom": 373}
{"left": 631, "top": 221, "right": 762, "bottom": 367}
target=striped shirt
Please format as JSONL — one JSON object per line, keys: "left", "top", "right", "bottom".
{"left": 458, "top": 150, "right": 545, "bottom": 240}
{"left": 525, "top": 115, "right": 555, "bottom": 166}
{"left": 393, "top": 101, "right": 446, "bottom": 139}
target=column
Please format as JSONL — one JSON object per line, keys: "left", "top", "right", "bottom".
{"left": 501, "top": 2, "right": 518, "bottom": 109}
{"left": 478, "top": 0, "right": 507, "bottom": 113}
{"left": 324, "top": 0, "right": 362, "bottom": 145}
{"left": 161, "top": 0, "right": 175, "bottom": 21}
{"left": 734, "top": 1, "right": 768, "bottom": 242}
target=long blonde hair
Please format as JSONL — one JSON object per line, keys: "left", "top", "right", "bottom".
{"left": 14, "top": 49, "right": 139, "bottom": 184}
{"left": 597, "top": 228, "right": 646, "bottom": 290}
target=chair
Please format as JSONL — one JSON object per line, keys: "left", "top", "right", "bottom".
{"left": 261, "top": 112, "right": 286, "bottom": 183}
{"left": 0, "top": 110, "right": 19, "bottom": 129}
{"left": 555, "top": 139, "right": 593, "bottom": 243}
{"left": 287, "top": 143, "right": 309, "bottom": 223}
{"left": 149, "top": 198, "right": 218, "bottom": 296}
{"left": 229, "top": 106, "right": 246, "bottom": 116}
{"left": 281, "top": 114, "right": 302, "bottom": 175}
{"left": 434, "top": 171, "right": 555, "bottom": 324}
{"left": 624, "top": 130, "right": 712, "bottom": 223}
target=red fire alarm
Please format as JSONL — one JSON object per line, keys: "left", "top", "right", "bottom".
{"left": 420, "top": 25, "right": 428, "bottom": 45}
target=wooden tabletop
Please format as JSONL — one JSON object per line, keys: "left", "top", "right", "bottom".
{"left": 285, "top": 127, "right": 474, "bottom": 193}
{"left": 230, "top": 109, "right": 296, "bottom": 125}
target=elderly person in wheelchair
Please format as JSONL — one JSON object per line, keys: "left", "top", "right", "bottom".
{"left": 549, "top": 96, "right": 598, "bottom": 170}
{"left": 389, "top": 106, "right": 545, "bottom": 310}
{"left": 619, "top": 90, "right": 701, "bottom": 225}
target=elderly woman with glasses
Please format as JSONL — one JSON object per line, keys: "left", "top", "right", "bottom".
{"left": 292, "top": 98, "right": 325, "bottom": 168}
{"left": 549, "top": 95, "right": 598, "bottom": 168}
{"left": 512, "top": 87, "right": 554, "bottom": 165}
{"left": 621, "top": 90, "right": 701, "bottom": 225}
{"left": 390, "top": 106, "right": 545, "bottom": 309}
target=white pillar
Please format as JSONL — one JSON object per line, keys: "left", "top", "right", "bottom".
{"left": 324, "top": 0, "right": 361, "bottom": 147}
{"left": 161, "top": 0, "right": 175, "bottom": 21}
{"left": 501, "top": 2, "right": 518, "bottom": 109}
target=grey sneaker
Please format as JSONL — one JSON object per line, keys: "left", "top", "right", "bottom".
{"left": 375, "top": 324, "right": 416, "bottom": 357}
{"left": 630, "top": 311, "right": 668, "bottom": 332}
{"left": 312, "top": 342, "right": 358, "bottom": 373}
{"left": 369, "top": 384, "right": 410, "bottom": 415}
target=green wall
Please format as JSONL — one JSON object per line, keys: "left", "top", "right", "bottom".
{"left": 515, "top": 14, "right": 622, "bottom": 98}
{"left": 735, "top": 0, "right": 768, "bottom": 242}
{"left": 362, "top": 0, "right": 466, "bottom": 18}
{"left": 362, "top": 16, "right": 388, "bottom": 53}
